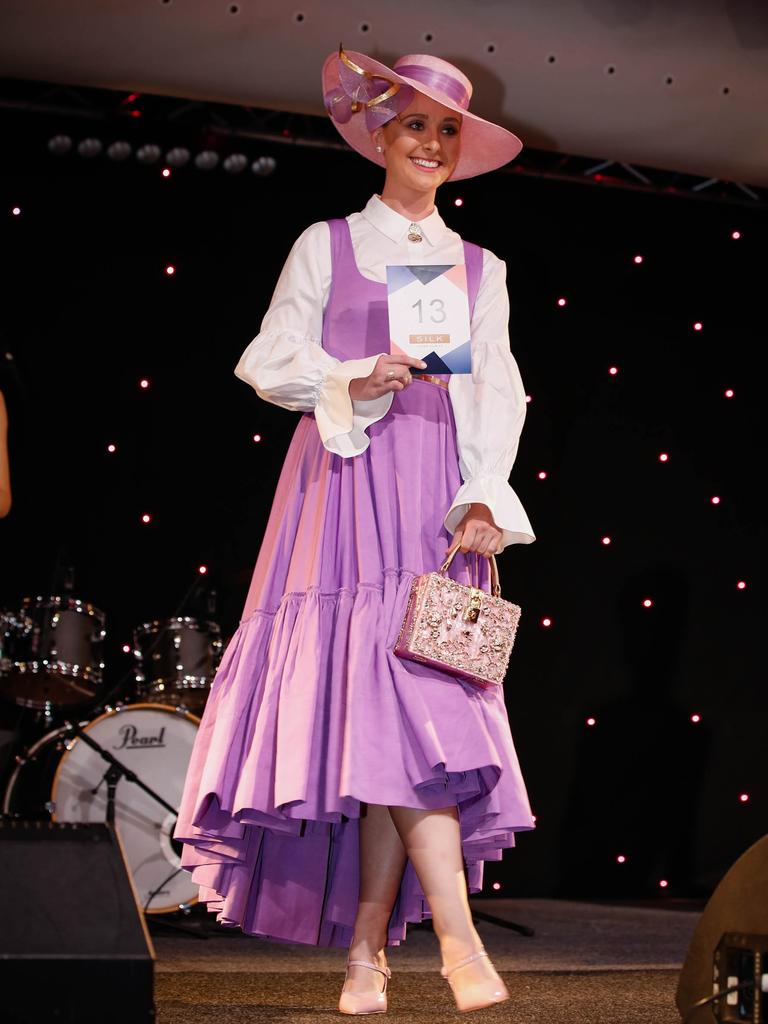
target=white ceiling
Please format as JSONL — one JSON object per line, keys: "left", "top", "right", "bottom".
{"left": 1, "top": 0, "right": 767, "bottom": 185}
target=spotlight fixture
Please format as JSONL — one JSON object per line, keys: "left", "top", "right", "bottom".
{"left": 195, "top": 150, "right": 220, "bottom": 170}
{"left": 136, "top": 144, "right": 162, "bottom": 164}
{"left": 77, "top": 138, "right": 103, "bottom": 158}
{"left": 47, "top": 134, "right": 73, "bottom": 156}
{"left": 223, "top": 153, "right": 248, "bottom": 173}
{"left": 251, "top": 155, "right": 276, "bottom": 176}
{"left": 165, "top": 147, "right": 191, "bottom": 167}
{"left": 106, "top": 141, "right": 132, "bottom": 161}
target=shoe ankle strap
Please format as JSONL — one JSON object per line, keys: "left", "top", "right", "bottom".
{"left": 440, "top": 948, "right": 489, "bottom": 979}
{"left": 346, "top": 959, "right": 392, "bottom": 979}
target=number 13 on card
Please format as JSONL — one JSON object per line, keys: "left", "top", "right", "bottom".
{"left": 386, "top": 264, "right": 472, "bottom": 375}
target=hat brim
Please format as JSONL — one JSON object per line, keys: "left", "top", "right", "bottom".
{"left": 322, "top": 50, "right": 523, "bottom": 181}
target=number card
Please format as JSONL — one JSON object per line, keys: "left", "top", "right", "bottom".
{"left": 386, "top": 264, "right": 472, "bottom": 375}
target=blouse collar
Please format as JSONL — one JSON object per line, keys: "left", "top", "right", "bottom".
{"left": 361, "top": 193, "right": 449, "bottom": 246}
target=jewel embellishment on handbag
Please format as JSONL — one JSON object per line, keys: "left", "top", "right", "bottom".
{"left": 393, "top": 546, "right": 522, "bottom": 688}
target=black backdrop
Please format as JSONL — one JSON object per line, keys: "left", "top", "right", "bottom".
{"left": 0, "top": 100, "right": 765, "bottom": 900}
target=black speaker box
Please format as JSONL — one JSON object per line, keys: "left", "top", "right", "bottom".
{"left": 0, "top": 819, "right": 155, "bottom": 1024}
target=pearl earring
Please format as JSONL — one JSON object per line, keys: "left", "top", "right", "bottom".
{"left": 375, "top": 145, "right": 382, "bottom": 153}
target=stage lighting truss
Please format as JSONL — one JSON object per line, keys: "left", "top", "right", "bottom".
{"left": 2, "top": 78, "right": 767, "bottom": 207}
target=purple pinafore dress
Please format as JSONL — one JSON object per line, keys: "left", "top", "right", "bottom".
{"left": 174, "top": 218, "right": 535, "bottom": 947}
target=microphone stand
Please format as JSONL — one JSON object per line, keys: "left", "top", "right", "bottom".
{"left": 55, "top": 570, "right": 220, "bottom": 939}
{"left": 61, "top": 718, "right": 210, "bottom": 939}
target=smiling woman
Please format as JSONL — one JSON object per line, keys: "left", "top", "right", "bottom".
{"left": 376, "top": 100, "right": 462, "bottom": 191}
{"left": 174, "top": 45, "right": 535, "bottom": 1017}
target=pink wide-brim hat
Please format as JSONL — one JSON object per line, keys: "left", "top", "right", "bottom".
{"left": 322, "top": 49, "right": 523, "bottom": 181}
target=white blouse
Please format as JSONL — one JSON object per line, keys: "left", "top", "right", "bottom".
{"left": 235, "top": 194, "right": 535, "bottom": 552}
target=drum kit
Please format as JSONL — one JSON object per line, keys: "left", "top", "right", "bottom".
{"left": 0, "top": 580, "right": 225, "bottom": 918}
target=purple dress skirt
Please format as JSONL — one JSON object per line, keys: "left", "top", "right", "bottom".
{"left": 173, "top": 218, "right": 535, "bottom": 947}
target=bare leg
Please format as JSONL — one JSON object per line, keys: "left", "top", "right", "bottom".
{"left": 344, "top": 803, "right": 408, "bottom": 994}
{"left": 387, "top": 804, "right": 505, "bottom": 991}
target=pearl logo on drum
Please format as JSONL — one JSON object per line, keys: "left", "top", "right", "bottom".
{"left": 113, "top": 723, "right": 166, "bottom": 750}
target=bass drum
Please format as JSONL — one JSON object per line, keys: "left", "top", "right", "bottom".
{"left": 2, "top": 703, "right": 200, "bottom": 914}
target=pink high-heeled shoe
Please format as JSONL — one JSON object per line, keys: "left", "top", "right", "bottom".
{"left": 338, "top": 958, "right": 392, "bottom": 1015}
{"left": 440, "top": 948, "right": 509, "bottom": 1013}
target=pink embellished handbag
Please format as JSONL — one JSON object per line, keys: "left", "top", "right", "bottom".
{"left": 393, "top": 545, "right": 522, "bottom": 689}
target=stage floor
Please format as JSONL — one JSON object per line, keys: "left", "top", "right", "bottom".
{"left": 153, "top": 897, "right": 700, "bottom": 1022}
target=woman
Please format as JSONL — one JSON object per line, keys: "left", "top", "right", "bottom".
{"left": 175, "top": 49, "right": 536, "bottom": 1015}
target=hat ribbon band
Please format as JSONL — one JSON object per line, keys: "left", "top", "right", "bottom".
{"left": 394, "top": 64, "right": 470, "bottom": 110}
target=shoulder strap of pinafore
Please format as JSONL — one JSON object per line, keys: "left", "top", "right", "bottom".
{"left": 325, "top": 218, "right": 350, "bottom": 278}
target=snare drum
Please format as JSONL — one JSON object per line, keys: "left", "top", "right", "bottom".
{"left": 132, "top": 616, "right": 223, "bottom": 714}
{"left": 2, "top": 702, "right": 200, "bottom": 914}
{"left": 0, "top": 596, "right": 106, "bottom": 709}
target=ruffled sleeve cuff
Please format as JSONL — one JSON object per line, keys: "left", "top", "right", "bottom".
{"left": 444, "top": 473, "right": 536, "bottom": 552}
{"left": 314, "top": 353, "right": 394, "bottom": 457}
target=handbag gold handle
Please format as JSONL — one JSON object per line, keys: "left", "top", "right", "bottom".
{"left": 438, "top": 544, "right": 501, "bottom": 598}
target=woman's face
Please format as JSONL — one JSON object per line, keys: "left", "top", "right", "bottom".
{"left": 374, "top": 92, "right": 462, "bottom": 193}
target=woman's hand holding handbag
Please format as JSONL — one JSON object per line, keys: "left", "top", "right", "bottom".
{"left": 394, "top": 503, "right": 521, "bottom": 689}
{"left": 446, "top": 502, "right": 503, "bottom": 558}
